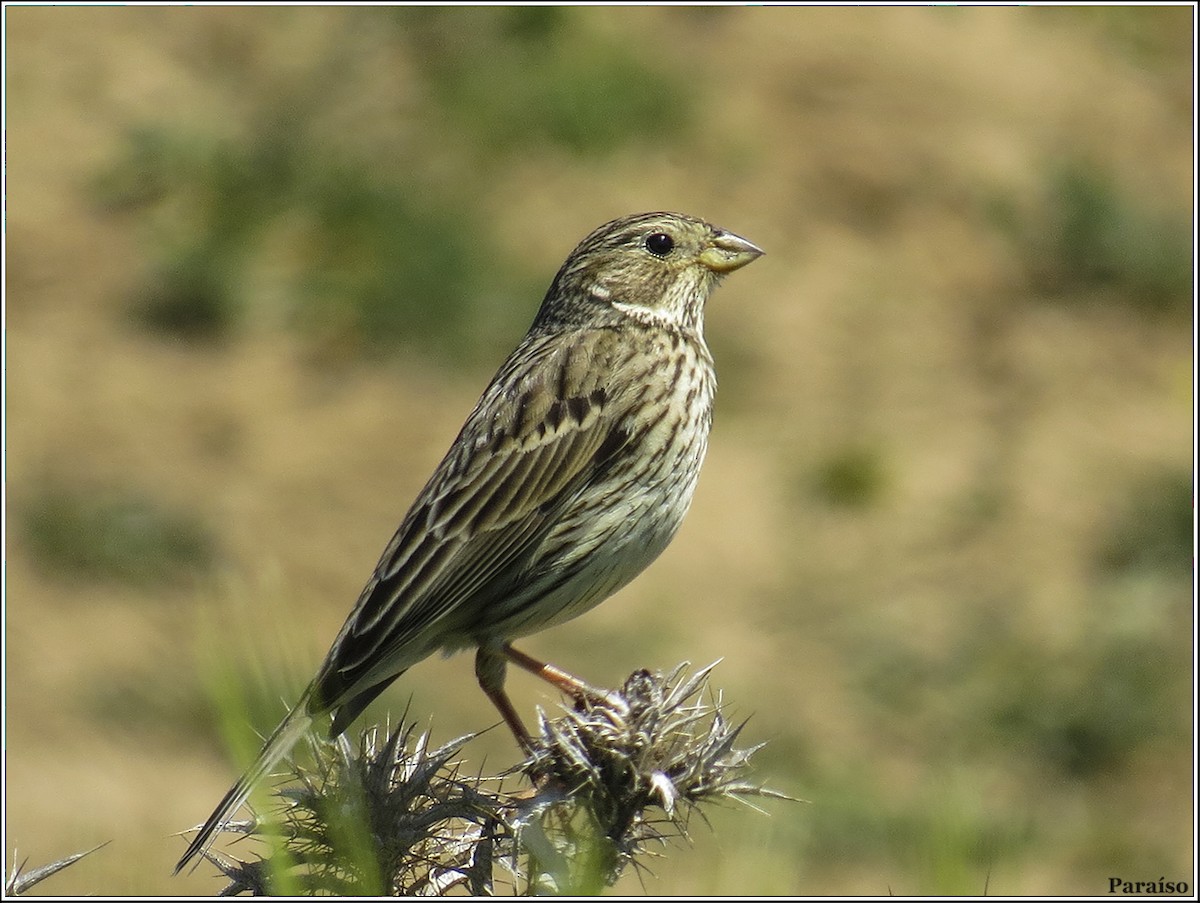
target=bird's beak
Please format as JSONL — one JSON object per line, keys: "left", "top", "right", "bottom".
{"left": 699, "top": 230, "right": 765, "bottom": 273}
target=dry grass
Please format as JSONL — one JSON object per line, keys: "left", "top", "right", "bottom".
{"left": 3, "top": 5, "right": 1192, "bottom": 896}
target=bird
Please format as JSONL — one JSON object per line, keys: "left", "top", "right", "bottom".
{"left": 175, "top": 211, "right": 762, "bottom": 873}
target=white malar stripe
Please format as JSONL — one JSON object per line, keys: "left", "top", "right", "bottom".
{"left": 609, "top": 299, "right": 678, "bottom": 329}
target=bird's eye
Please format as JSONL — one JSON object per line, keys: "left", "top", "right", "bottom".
{"left": 644, "top": 232, "right": 675, "bottom": 257}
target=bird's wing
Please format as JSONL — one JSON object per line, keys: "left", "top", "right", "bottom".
{"left": 311, "top": 333, "right": 629, "bottom": 713}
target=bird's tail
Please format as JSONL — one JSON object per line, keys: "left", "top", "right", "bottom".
{"left": 174, "top": 689, "right": 315, "bottom": 874}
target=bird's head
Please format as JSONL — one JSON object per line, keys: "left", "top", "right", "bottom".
{"left": 536, "top": 212, "right": 763, "bottom": 334}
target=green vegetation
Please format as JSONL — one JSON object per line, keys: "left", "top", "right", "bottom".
{"left": 22, "top": 482, "right": 217, "bottom": 585}
{"left": 1047, "top": 6, "right": 1194, "bottom": 74}
{"left": 998, "top": 159, "right": 1192, "bottom": 314}
{"left": 1097, "top": 469, "right": 1193, "bottom": 576}
{"left": 855, "top": 593, "right": 1189, "bottom": 781}
{"left": 799, "top": 768, "right": 1030, "bottom": 894}
{"left": 82, "top": 665, "right": 216, "bottom": 744}
{"left": 132, "top": 243, "right": 241, "bottom": 343}
{"left": 985, "top": 623, "right": 1187, "bottom": 778}
{"left": 97, "top": 122, "right": 508, "bottom": 361}
{"left": 397, "top": 7, "right": 691, "bottom": 157}
{"left": 811, "top": 443, "right": 890, "bottom": 509}
{"left": 93, "top": 8, "right": 695, "bottom": 362}
{"left": 289, "top": 171, "right": 492, "bottom": 362}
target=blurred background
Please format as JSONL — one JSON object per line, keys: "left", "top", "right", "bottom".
{"left": 3, "top": 5, "right": 1193, "bottom": 896}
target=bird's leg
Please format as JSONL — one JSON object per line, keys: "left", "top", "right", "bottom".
{"left": 475, "top": 646, "right": 534, "bottom": 752}
{"left": 501, "top": 643, "right": 627, "bottom": 714}
{"left": 476, "top": 644, "right": 632, "bottom": 754}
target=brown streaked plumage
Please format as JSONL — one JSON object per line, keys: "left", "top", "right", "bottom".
{"left": 176, "top": 211, "right": 762, "bottom": 873}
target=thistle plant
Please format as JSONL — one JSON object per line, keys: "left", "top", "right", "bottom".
{"left": 193, "top": 662, "right": 787, "bottom": 896}
{"left": 5, "top": 844, "right": 108, "bottom": 896}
